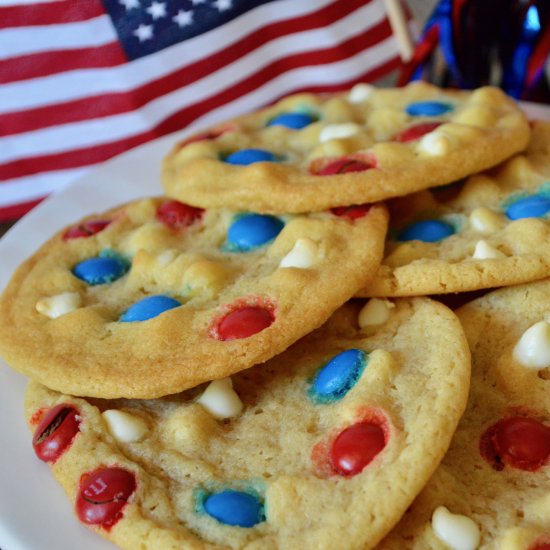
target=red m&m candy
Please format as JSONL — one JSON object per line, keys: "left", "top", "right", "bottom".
{"left": 216, "top": 306, "right": 275, "bottom": 341}
{"left": 330, "top": 204, "right": 372, "bottom": 220}
{"left": 480, "top": 416, "right": 550, "bottom": 471}
{"left": 63, "top": 220, "right": 111, "bottom": 241}
{"left": 314, "top": 158, "right": 373, "bottom": 176}
{"left": 529, "top": 536, "right": 550, "bottom": 550}
{"left": 32, "top": 404, "right": 81, "bottom": 463}
{"left": 156, "top": 200, "right": 204, "bottom": 231}
{"left": 395, "top": 122, "right": 443, "bottom": 143}
{"left": 76, "top": 467, "right": 136, "bottom": 529}
{"left": 330, "top": 421, "right": 387, "bottom": 477}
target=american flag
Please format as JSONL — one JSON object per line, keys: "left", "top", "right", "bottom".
{"left": 1, "top": 0, "right": 406, "bottom": 222}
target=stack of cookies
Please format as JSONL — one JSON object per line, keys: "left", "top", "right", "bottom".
{"left": 1, "top": 81, "right": 550, "bottom": 550}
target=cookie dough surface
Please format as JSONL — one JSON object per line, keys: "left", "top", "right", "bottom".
{"left": 360, "top": 121, "right": 550, "bottom": 297}
{"left": 162, "top": 82, "right": 529, "bottom": 213}
{"left": 382, "top": 279, "right": 550, "bottom": 549}
{"left": 0, "top": 198, "right": 387, "bottom": 398}
{"left": 25, "top": 298, "right": 470, "bottom": 550}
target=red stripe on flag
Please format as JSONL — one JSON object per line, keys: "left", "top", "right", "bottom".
{"left": 0, "top": 197, "right": 43, "bottom": 223}
{"left": 1, "top": 135, "right": 152, "bottom": 182}
{"left": 0, "top": 1, "right": 105, "bottom": 29}
{"left": 0, "top": 43, "right": 127, "bottom": 86}
{"left": 1, "top": 0, "right": 369, "bottom": 135}
{"left": 1, "top": 18, "right": 396, "bottom": 181}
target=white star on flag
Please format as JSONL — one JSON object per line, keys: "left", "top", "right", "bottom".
{"left": 173, "top": 10, "right": 194, "bottom": 27}
{"left": 146, "top": 1, "right": 167, "bottom": 19}
{"left": 191, "top": 0, "right": 206, "bottom": 5}
{"left": 119, "top": 0, "right": 140, "bottom": 9}
{"left": 213, "top": 0, "right": 232, "bottom": 12}
{"left": 133, "top": 23, "right": 154, "bottom": 42}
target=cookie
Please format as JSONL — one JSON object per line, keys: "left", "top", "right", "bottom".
{"left": 24, "top": 297, "right": 470, "bottom": 550}
{"left": 162, "top": 82, "right": 530, "bottom": 214}
{"left": 0, "top": 197, "right": 387, "bottom": 399}
{"left": 381, "top": 279, "right": 550, "bottom": 549}
{"left": 359, "top": 121, "right": 550, "bottom": 298}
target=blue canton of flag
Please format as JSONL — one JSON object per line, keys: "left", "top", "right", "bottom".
{"left": 103, "top": 0, "right": 278, "bottom": 59}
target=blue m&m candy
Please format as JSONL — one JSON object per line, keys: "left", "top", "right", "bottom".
{"left": 309, "top": 349, "right": 367, "bottom": 403}
{"left": 226, "top": 214, "right": 284, "bottom": 252}
{"left": 203, "top": 490, "right": 264, "bottom": 527}
{"left": 72, "top": 253, "right": 129, "bottom": 286}
{"left": 224, "top": 149, "right": 277, "bottom": 165}
{"left": 505, "top": 195, "right": 550, "bottom": 220}
{"left": 267, "top": 112, "right": 315, "bottom": 130}
{"left": 405, "top": 101, "right": 453, "bottom": 117}
{"left": 120, "top": 295, "right": 180, "bottom": 322}
{"left": 398, "top": 220, "right": 454, "bottom": 242}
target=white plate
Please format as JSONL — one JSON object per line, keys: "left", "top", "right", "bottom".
{"left": 1, "top": 101, "right": 549, "bottom": 550}
{"left": 0, "top": 130, "right": 187, "bottom": 550}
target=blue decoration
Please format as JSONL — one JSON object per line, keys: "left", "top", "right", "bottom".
{"left": 267, "top": 112, "right": 315, "bottom": 130}
{"left": 406, "top": 101, "right": 454, "bottom": 117}
{"left": 226, "top": 214, "right": 284, "bottom": 252}
{"left": 398, "top": 220, "right": 455, "bottom": 242}
{"left": 309, "top": 349, "right": 367, "bottom": 403}
{"left": 503, "top": 5, "right": 541, "bottom": 99}
{"left": 72, "top": 252, "right": 129, "bottom": 286}
{"left": 203, "top": 490, "right": 264, "bottom": 527}
{"left": 505, "top": 195, "right": 550, "bottom": 220}
{"left": 120, "top": 295, "right": 181, "bottom": 322}
{"left": 408, "top": 0, "right": 464, "bottom": 87}
{"left": 224, "top": 149, "right": 277, "bottom": 165}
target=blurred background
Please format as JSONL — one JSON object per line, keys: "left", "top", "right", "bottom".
{"left": 410, "top": 0, "right": 437, "bottom": 26}
{"left": 402, "top": 0, "right": 550, "bottom": 101}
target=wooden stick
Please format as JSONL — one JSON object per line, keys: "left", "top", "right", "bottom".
{"left": 383, "top": 0, "right": 415, "bottom": 62}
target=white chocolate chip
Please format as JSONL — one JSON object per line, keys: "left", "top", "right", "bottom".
{"left": 157, "top": 250, "right": 177, "bottom": 267}
{"left": 469, "top": 207, "right": 505, "bottom": 235}
{"left": 472, "top": 240, "right": 505, "bottom": 260}
{"left": 279, "top": 238, "right": 318, "bottom": 269}
{"left": 418, "top": 131, "right": 453, "bottom": 156}
{"left": 348, "top": 83, "right": 374, "bottom": 103}
{"left": 197, "top": 378, "right": 243, "bottom": 420}
{"left": 358, "top": 299, "right": 395, "bottom": 329}
{"left": 102, "top": 410, "right": 148, "bottom": 443}
{"left": 513, "top": 321, "right": 550, "bottom": 369}
{"left": 36, "top": 292, "right": 81, "bottom": 319}
{"left": 432, "top": 506, "right": 480, "bottom": 550}
{"left": 319, "top": 123, "right": 362, "bottom": 143}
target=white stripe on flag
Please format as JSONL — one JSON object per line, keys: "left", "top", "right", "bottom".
{"left": 0, "top": 167, "right": 90, "bottom": 206}
{"left": 0, "top": 3, "right": 391, "bottom": 163}
{"left": 0, "top": 0, "right": 367, "bottom": 113}
{"left": 0, "top": 15, "right": 117, "bottom": 60}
